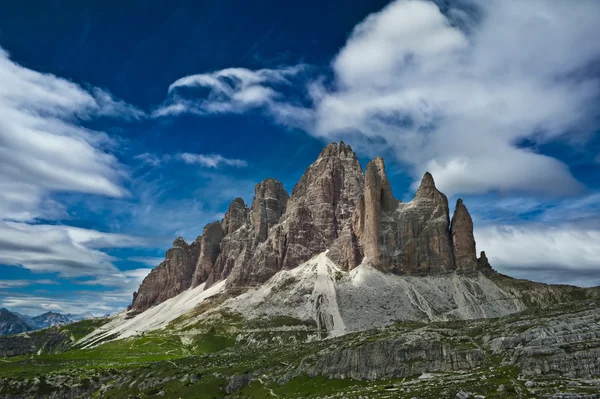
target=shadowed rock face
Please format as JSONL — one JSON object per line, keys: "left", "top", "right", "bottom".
{"left": 128, "top": 237, "right": 201, "bottom": 313}
{"left": 451, "top": 199, "right": 479, "bottom": 271}
{"left": 129, "top": 141, "right": 493, "bottom": 310}
{"left": 211, "top": 178, "right": 289, "bottom": 289}
{"left": 347, "top": 163, "right": 455, "bottom": 275}
{"left": 191, "top": 222, "right": 224, "bottom": 287}
{"left": 226, "top": 142, "right": 365, "bottom": 291}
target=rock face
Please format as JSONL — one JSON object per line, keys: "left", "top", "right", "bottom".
{"left": 292, "top": 333, "right": 484, "bottom": 380}
{"left": 451, "top": 199, "right": 479, "bottom": 271}
{"left": 191, "top": 222, "right": 224, "bottom": 287}
{"left": 128, "top": 141, "right": 493, "bottom": 311}
{"left": 210, "top": 178, "right": 289, "bottom": 290}
{"left": 129, "top": 237, "right": 201, "bottom": 313}
{"left": 346, "top": 163, "right": 455, "bottom": 275}
{"left": 0, "top": 309, "right": 33, "bottom": 336}
{"left": 226, "top": 142, "right": 364, "bottom": 291}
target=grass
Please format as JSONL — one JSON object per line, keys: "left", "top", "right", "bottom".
{"left": 1, "top": 298, "right": 598, "bottom": 398}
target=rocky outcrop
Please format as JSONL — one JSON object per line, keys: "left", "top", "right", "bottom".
{"left": 221, "top": 197, "right": 248, "bottom": 235}
{"left": 208, "top": 179, "right": 289, "bottom": 289}
{"left": 129, "top": 141, "right": 495, "bottom": 310}
{"left": 226, "top": 142, "right": 364, "bottom": 291}
{"left": 347, "top": 164, "right": 455, "bottom": 274}
{"left": 129, "top": 237, "right": 201, "bottom": 313}
{"left": 191, "top": 222, "right": 224, "bottom": 287}
{"left": 290, "top": 330, "right": 484, "bottom": 381}
{"left": 451, "top": 199, "right": 478, "bottom": 271}
{"left": 477, "top": 251, "right": 492, "bottom": 271}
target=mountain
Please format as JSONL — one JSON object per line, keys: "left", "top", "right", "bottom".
{"left": 88, "top": 141, "right": 594, "bottom": 341}
{"left": 31, "top": 312, "right": 73, "bottom": 329}
{"left": 129, "top": 142, "right": 491, "bottom": 316}
{"left": 1, "top": 142, "right": 599, "bottom": 399}
{"left": 0, "top": 308, "right": 33, "bottom": 336}
{"left": 0, "top": 309, "right": 96, "bottom": 336}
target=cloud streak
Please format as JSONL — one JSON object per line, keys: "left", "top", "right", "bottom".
{"left": 158, "top": 0, "right": 600, "bottom": 197}
{"left": 179, "top": 153, "right": 248, "bottom": 168}
{"left": 154, "top": 65, "right": 306, "bottom": 117}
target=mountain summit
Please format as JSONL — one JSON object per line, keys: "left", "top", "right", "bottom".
{"left": 129, "top": 142, "right": 492, "bottom": 315}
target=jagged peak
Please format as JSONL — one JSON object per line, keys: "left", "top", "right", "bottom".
{"left": 172, "top": 236, "right": 188, "bottom": 247}
{"left": 420, "top": 171, "right": 435, "bottom": 188}
{"left": 230, "top": 197, "right": 246, "bottom": 207}
{"left": 254, "top": 177, "right": 286, "bottom": 193}
{"left": 415, "top": 171, "right": 445, "bottom": 201}
{"left": 317, "top": 141, "right": 358, "bottom": 161}
{"left": 252, "top": 178, "right": 289, "bottom": 207}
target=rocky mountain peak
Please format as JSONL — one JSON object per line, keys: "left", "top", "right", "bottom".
{"left": 129, "top": 141, "right": 494, "bottom": 311}
{"left": 414, "top": 171, "right": 441, "bottom": 200}
{"left": 222, "top": 197, "right": 248, "bottom": 235}
{"left": 316, "top": 141, "right": 357, "bottom": 161}
{"left": 191, "top": 221, "right": 224, "bottom": 287}
{"left": 172, "top": 237, "right": 188, "bottom": 248}
{"left": 451, "top": 198, "right": 478, "bottom": 271}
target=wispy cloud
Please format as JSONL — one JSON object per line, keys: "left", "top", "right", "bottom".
{"left": 0, "top": 221, "right": 147, "bottom": 280}
{"left": 0, "top": 279, "right": 58, "bottom": 289}
{"left": 134, "top": 151, "right": 248, "bottom": 169}
{"left": 158, "top": 0, "right": 600, "bottom": 198}
{"left": 475, "top": 223, "right": 600, "bottom": 287}
{"left": 127, "top": 256, "right": 164, "bottom": 267}
{"left": 179, "top": 153, "right": 248, "bottom": 168}
{"left": 0, "top": 45, "right": 145, "bottom": 222}
{"left": 153, "top": 65, "right": 306, "bottom": 117}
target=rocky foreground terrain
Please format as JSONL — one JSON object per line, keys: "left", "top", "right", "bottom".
{"left": 0, "top": 299, "right": 599, "bottom": 398}
{"left": 0, "top": 142, "right": 598, "bottom": 398}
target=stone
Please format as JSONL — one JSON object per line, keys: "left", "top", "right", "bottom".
{"left": 357, "top": 157, "right": 398, "bottom": 270}
{"left": 210, "top": 178, "right": 289, "bottom": 290}
{"left": 191, "top": 222, "right": 224, "bottom": 287}
{"left": 456, "top": 391, "right": 470, "bottom": 399}
{"left": 451, "top": 199, "right": 478, "bottom": 271}
{"left": 352, "top": 167, "right": 455, "bottom": 275}
{"left": 227, "top": 142, "right": 364, "bottom": 290}
{"left": 221, "top": 197, "right": 248, "bottom": 235}
{"left": 525, "top": 381, "right": 536, "bottom": 388}
{"left": 226, "top": 374, "right": 251, "bottom": 394}
{"left": 478, "top": 251, "right": 492, "bottom": 271}
{"left": 128, "top": 237, "right": 201, "bottom": 313}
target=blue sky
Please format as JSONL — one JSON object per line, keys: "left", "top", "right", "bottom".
{"left": 0, "top": 0, "right": 599, "bottom": 315}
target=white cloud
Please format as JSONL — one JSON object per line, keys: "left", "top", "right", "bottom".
{"left": 0, "top": 45, "right": 145, "bottom": 222}
{"left": 0, "top": 279, "right": 58, "bottom": 289}
{"left": 127, "top": 256, "right": 164, "bottom": 267}
{"left": 154, "top": 65, "right": 305, "bottom": 117}
{"left": 0, "top": 267, "right": 152, "bottom": 316}
{"left": 475, "top": 223, "right": 600, "bottom": 287}
{"left": 0, "top": 221, "right": 146, "bottom": 280}
{"left": 158, "top": 0, "right": 600, "bottom": 197}
{"left": 134, "top": 152, "right": 166, "bottom": 167}
{"left": 313, "top": 0, "right": 600, "bottom": 196}
{"left": 179, "top": 153, "right": 248, "bottom": 168}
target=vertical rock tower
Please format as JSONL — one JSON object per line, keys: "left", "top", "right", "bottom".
{"left": 129, "top": 142, "right": 492, "bottom": 313}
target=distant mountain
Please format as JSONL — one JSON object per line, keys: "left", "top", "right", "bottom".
{"left": 0, "top": 308, "right": 33, "bottom": 336}
{"left": 0, "top": 309, "right": 97, "bottom": 336}
{"left": 31, "top": 312, "right": 72, "bottom": 329}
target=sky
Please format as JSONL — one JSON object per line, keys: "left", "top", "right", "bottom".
{"left": 0, "top": 0, "right": 599, "bottom": 316}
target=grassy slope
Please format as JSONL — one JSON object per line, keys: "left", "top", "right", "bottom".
{"left": 1, "top": 301, "right": 599, "bottom": 398}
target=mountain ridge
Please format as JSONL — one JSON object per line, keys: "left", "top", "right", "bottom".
{"left": 129, "top": 142, "right": 495, "bottom": 315}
